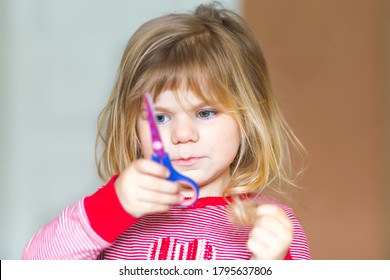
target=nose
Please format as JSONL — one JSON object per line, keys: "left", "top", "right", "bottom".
{"left": 171, "top": 116, "right": 199, "bottom": 144}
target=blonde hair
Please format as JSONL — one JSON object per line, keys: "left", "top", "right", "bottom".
{"left": 96, "top": 2, "right": 305, "bottom": 223}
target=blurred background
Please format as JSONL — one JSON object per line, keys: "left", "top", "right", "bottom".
{"left": 0, "top": 0, "right": 389, "bottom": 259}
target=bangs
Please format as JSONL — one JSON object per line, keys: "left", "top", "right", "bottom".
{"left": 148, "top": 68, "right": 220, "bottom": 107}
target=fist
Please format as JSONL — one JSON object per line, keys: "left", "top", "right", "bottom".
{"left": 114, "top": 159, "right": 183, "bottom": 217}
{"left": 247, "top": 204, "right": 293, "bottom": 260}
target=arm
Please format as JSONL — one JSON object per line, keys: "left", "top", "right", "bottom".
{"left": 21, "top": 198, "right": 110, "bottom": 260}
{"left": 21, "top": 176, "right": 137, "bottom": 260}
{"left": 22, "top": 160, "right": 181, "bottom": 259}
{"left": 22, "top": 158, "right": 181, "bottom": 260}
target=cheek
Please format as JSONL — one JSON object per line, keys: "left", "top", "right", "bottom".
{"left": 210, "top": 118, "right": 241, "bottom": 160}
{"left": 224, "top": 129, "right": 241, "bottom": 160}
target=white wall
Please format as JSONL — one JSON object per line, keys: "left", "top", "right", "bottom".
{"left": 0, "top": 0, "right": 240, "bottom": 259}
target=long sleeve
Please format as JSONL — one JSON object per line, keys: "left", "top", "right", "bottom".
{"left": 21, "top": 175, "right": 138, "bottom": 260}
{"left": 21, "top": 177, "right": 310, "bottom": 260}
{"left": 284, "top": 207, "right": 311, "bottom": 260}
{"left": 21, "top": 198, "right": 110, "bottom": 260}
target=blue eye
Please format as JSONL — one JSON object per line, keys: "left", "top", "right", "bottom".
{"left": 196, "top": 110, "right": 217, "bottom": 119}
{"left": 155, "top": 114, "right": 170, "bottom": 123}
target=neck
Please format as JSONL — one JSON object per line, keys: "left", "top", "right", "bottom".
{"left": 197, "top": 171, "right": 231, "bottom": 198}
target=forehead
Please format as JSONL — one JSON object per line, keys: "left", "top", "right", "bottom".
{"left": 153, "top": 89, "right": 209, "bottom": 108}
{"left": 147, "top": 75, "right": 230, "bottom": 112}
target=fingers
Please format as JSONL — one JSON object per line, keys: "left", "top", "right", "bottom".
{"left": 137, "top": 185, "right": 183, "bottom": 205}
{"left": 247, "top": 204, "right": 293, "bottom": 260}
{"left": 251, "top": 216, "right": 288, "bottom": 240}
{"left": 114, "top": 159, "right": 183, "bottom": 218}
{"left": 256, "top": 204, "right": 292, "bottom": 232}
{"left": 134, "top": 159, "right": 170, "bottom": 179}
{"left": 135, "top": 172, "right": 181, "bottom": 195}
{"left": 132, "top": 199, "right": 178, "bottom": 216}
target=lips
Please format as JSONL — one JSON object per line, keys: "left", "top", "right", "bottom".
{"left": 171, "top": 157, "right": 203, "bottom": 166}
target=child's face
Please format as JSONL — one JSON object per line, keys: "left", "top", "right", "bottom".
{"left": 137, "top": 89, "right": 240, "bottom": 197}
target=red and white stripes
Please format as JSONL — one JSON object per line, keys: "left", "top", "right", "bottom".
{"left": 22, "top": 186, "right": 310, "bottom": 260}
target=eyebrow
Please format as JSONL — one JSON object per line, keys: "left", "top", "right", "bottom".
{"left": 153, "top": 102, "right": 212, "bottom": 113}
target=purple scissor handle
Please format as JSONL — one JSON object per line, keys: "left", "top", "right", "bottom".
{"left": 143, "top": 93, "right": 199, "bottom": 206}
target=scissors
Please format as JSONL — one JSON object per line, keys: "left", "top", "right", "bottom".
{"left": 143, "top": 93, "right": 199, "bottom": 206}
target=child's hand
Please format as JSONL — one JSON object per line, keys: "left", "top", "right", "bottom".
{"left": 247, "top": 204, "right": 293, "bottom": 260}
{"left": 114, "top": 159, "right": 182, "bottom": 217}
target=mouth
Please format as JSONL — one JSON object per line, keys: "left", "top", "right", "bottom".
{"left": 171, "top": 157, "right": 203, "bottom": 166}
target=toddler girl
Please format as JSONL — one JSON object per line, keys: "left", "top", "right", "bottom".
{"left": 22, "top": 2, "right": 310, "bottom": 260}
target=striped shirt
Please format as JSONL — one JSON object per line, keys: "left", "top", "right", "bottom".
{"left": 22, "top": 176, "right": 311, "bottom": 260}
